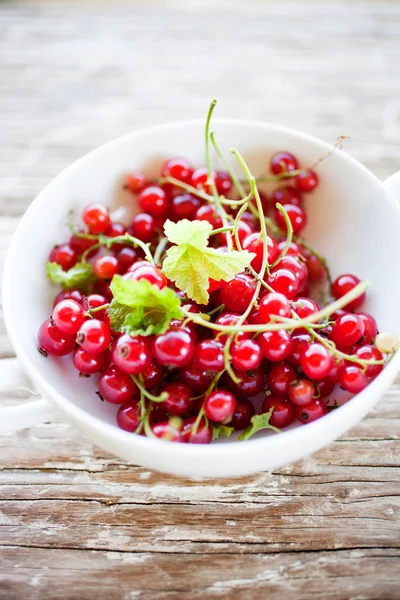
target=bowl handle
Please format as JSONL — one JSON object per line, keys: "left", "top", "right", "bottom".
{"left": 384, "top": 170, "right": 400, "bottom": 199}
{"left": 0, "top": 358, "right": 56, "bottom": 433}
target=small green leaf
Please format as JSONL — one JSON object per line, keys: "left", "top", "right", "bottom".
{"left": 109, "top": 276, "right": 183, "bottom": 337}
{"left": 238, "top": 408, "right": 280, "bottom": 441}
{"left": 162, "top": 219, "right": 255, "bottom": 304}
{"left": 46, "top": 262, "right": 94, "bottom": 291}
{"left": 212, "top": 424, "right": 234, "bottom": 440}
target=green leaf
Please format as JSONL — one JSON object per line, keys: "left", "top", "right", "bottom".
{"left": 109, "top": 276, "right": 183, "bottom": 337}
{"left": 212, "top": 424, "right": 234, "bottom": 441}
{"left": 163, "top": 219, "right": 255, "bottom": 304}
{"left": 238, "top": 408, "right": 280, "bottom": 441}
{"left": 46, "top": 262, "right": 94, "bottom": 291}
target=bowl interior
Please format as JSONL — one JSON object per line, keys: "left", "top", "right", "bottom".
{"left": 5, "top": 119, "right": 400, "bottom": 442}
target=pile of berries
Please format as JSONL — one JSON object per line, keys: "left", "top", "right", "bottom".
{"left": 38, "top": 130, "right": 395, "bottom": 444}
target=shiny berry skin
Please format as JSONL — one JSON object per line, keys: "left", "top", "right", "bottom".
{"left": 247, "top": 306, "right": 264, "bottom": 325}
{"left": 268, "top": 362, "right": 297, "bottom": 396}
{"left": 124, "top": 263, "right": 167, "bottom": 290}
{"left": 178, "top": 367, "right": 213, "bottom": 394}
{"left": 262, "top": 394, "right": 295, "bottom": 429}
{"left": 171, "top": 194, "right": 201, "bottom": 221}
{"left": 296, "top": 398, "right": 327, "bottom": 424}
{"left": 277, "top": 240, "right": 301, "bottom": 258}
{"left": 296, "top": 169, "right": 319, "bottom": 193}
{"left": 357, "top": 313, "right": 378, "bottom": 344}
{"left": 93, "top": 255, "right": 119, "bottom": 280}
{"left": 355, "top": 345, "right": 383, "bottom": 377}
{"left": 219, "top": 220, "right": 253, "bottom": 249}
{"left": 52, "top": 299, "right": 85, "bottom": 335}
{"left": 259, "top": 292, "right": 291, "bottom": 324}
{"left": 220, "top": 273, "right": 256, "bottom": 313}
{"left": 339, "top": 365, "right": 368, "bottom": 393}
{"left": 191, "top": 167, "right": 215, "bottom": 193}
{"left": 213, "top": 313, "right": 250, "bottom": 344}
{"left": 138, "top": 186, "right": 169, "bottom": 217}
{"left": 152, "top": 421, "right": 183, "bottom": 443}
{"left": 231, "top": 339, "right": 262, "bottom": 371}
{"left": 82, "top": 294, "right": 108, "bottom": 321}
{"left": 126, "top": 173, "right": 147, "bottom": 194}
{"left": 82, "top": 203, "right": 111, "bottom": 234}
{"left": 38, "top": 319, "right": 76, "bottom": 357}
{"left": 182, "top": 417, "right": 212, "bottom": 444}
{"left": 117, "top": 247, "right": 137, "bottom": 273}
{"left": 215, "top": 171, "right": 233, "bottom": 195}
{"left": 69, "top": 231, "right": 97, "bottom": 256}
{"left": 76, "top": 319, "right": 111, "bottom": 355}
{"left": 49, "top": 244, "right": 77, "bottom": 271}
{"left": 141, "top": 361, "right": 164, "bottom": 389}
{"left": 330, "top": 314, "right": 365, "bottom": 347}
{"left": 259, "top": 330, "right": 293, "bottom": 362}
{"left": 195, "top": 339, "right": 225, "bottom": 372}
{"left": 291, "top": 297, "right": 319, "bottom": 320}
{"left": 117, "top": 399, "right": 141, "bottom": 432}
{"left": 317, "top": 378, "right": 335, "bottom": 398}
{"left": 274, "top": 255, "right": 308, "bottom": 291}
{"left": 208, "top": 278, "right": 223, "bottom": 294}
{"left": 288, "top": 378, "right": 315, "bottom": 406}
{"left": 332, "top": 273, "right": 366, "bottom": 310}
{"left": 53, "top": 288, "right": 84, "bottom": 307}
{"left": 300, "top": 343, "right": 334, "bottom": 380}
{"left": 276, "top": 203, "right": 307, "bottom": 234}
{"left": 227, "top": 367, "right": 265, "bottom": 398}
{"left": 161, "top": 157, "right": 193, "bottom": 183}
{"left": 288, "top": 332, "right": 312, "bottom": 366}
{"left": 270, "top": 151, "right": 298, "bottom": 175}
{"left": 267, "top": 268, "right": 299, "bottom": 300}
{"left": 242, "top": 233, "right": 279, "bottom": 273}
{"left": 231, "top": 399, "right": 255, "bottom": 430}
{"left": 153, "top": 329, "right": 195, "bottom": 367}
{"left": 195, "top": 204, "right": 223, "bottom": 229}
{"left": 306, "top": 254, "right": 327, "bottom": 282}
{"left": 72, "top": 347, "right": 105, "bottom": 375}
{"left": 163, "top": 383, "right": 193, "bottom": 417}
{"left": 204, "top": 390, "right": 237, "bottom": 424}
{"left": 272, "top": 186, "right": 303, "bottom": 208}
{"left": 130, "top": 213, "right": 156, "bottom": 243}
{"left": 112, "top": 334, "right": 152, "bottom": 374}
{"left": 105, "top": 222, "right": 127, "bottom": 249}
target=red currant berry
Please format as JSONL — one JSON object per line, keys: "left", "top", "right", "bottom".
{"left": 266, "top": 268, "right": 299, "bottom": 300}
{"left": 181, "top": 416, "right": 212, "bottom": 444}
{"left": 231, "top": 399, "right": 255, "bottom": 430}
{"left": 219, "top": 220, "right": 253, "bottom": 249}
{"left": 276, "top": 203, "right": 307, "bottom": 234}
{"left": 288, "top": 378, "right": 315, "bottom": 406}
{"left": 300, "top": 343, "right": 334, "bottom": 380}
{"left": 126, "top": 173, "right": 147, "bottom": 194}
{"left": 171, "top": 194, "right": 201, "bottom": 221}
{"left": 178, "top": 367, "right": 213, "bottom": 394}
{"left": 231, "top": 339, "right": 262, "bottom": 371}
{"left": 213, "top": 312, "right": 250, "bottom": 344}
{"left": 112, "top": 334, "right": 152, "bottom": 374}
{"left": 215, "top": 171, "right": 233, "bottom": 195}
{"left": 272, "top": 186, "right": 303, "bottom": 208}
{"left": 124, "top": 264, "right": 167, "bottom": 290}
{"left": 355, "top": 345, "right": 383, "bottom": 377}
{"left": 227, "top": 367, "right": 265, "bottom": 398}
{"left": 49, "top": 244, "right": 77, "bottom": 271}
{"left": 38, "top": 319, "right": 76, "bottom": 357}
{"left": 82, "top": 294, "right": 108, "bottom": 321}
{"left": 247, "top": 306, "right": 264, "bottom": 325}
{"left": 138, "top": 186, "right": 169, "bottom": 218}
{"left": 195, "top": 204, "right": 223, "bottom": 229}
{"left": 161, "top": 157, "right": 193, "bottom": 183}
{"left": 288, "top": 332, "right": 312, "bottom": 366}
{"left": 69, "top": 232, "right": 97, "bottom": 256}
{"left": 339, "top": 365, "right": 368, "bottom": 393}
{"left": 296, "top": 169, "right": 319, "bottom": 193}
{"left": 291, "top": 297, "right": 319, "bottom": 320}
{"left": 330, "top": 314, "right": 365, "bottom": 347}
{"left": 53, "top": 288, "right": 84, "bottom": 307}
{"left": 93, "top": 255, "right": 119, "bottom": 280}
{"left": 76, "top": 319, "right": 111, "bottom": 355}
{"left": 129, "top": 213, "right": 156, "bottom": 243}
{"left": 82, "top": 203, "right": 111, "bottom": 234}
{"left": 274, "top": 255, "right": 308, "bottom": 291}
{"left": 262, "top": 394, "right": 296, "bottom": 428}
{"left": 117, "top": 399, "right": 141, "bottom": 432}
{"left": 357, "top": 313, "right": 378, "bottom": 344}
{"left": 277, "top": 240, "right": 301, "bottom": 258}
{"left": 141, "top": 361, "right": 164, "bottom": 389}
{"left": 296, "top": 398, "right": 327, "bottom": 424}
{"left": 52, "top": 299, "right": 85, "bottom": 335}
{"left": 152, "top": 420, "right": 183, "bottom": 442}
{"left": 268, "top": 362, "right": 297, "bottom": 396}
{"left": 306, "top": 254, "right": 326, "bottom": 282}
{"left": 163, "top": 383, "right": 193, "bottom": 417}
{"left": 259, "top": 292, "right": 291, "bottom": 324}
{"left": 242, "top": 233, "right": 279, "bottom": 273}
{"left": 153, "top": 328, "right": 195, "bottom": 367}
{"left": 332, "top": 273, "right": 366, "bottom": 310}
{"left": 204, "top": 390, "right": 237, "bottom": 424}
{"left": 259, "top": 330, "right": 293, "bottom": 362}
{"left": 191, "top": 167, "right": 215, "bottom": 193}
{"left": 98, "top": 366, "right": 139, "bottom": 404}
{"left": 220, "top": 273, "right": 256, "bottom": 313}
{"left": 195, "top": 339, "right": 225, "bottom": 372}
{"left": 116, "top": 247, "right": 137, "bottom": 274}
{"left": 270, "top": 151, "right": 298, "bottom": 175}
{"left": 208, "top": 278, "right": 222, "bottom": 294}
{"left": 73, "top": 347, "right": 105, "bottom": 375}
{"left": 316, "top": 378, "right": 335, "bottom": 398}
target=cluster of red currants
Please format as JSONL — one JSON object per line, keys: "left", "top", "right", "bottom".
{"left": 38, "top": 150, "right": 387, "bottom": 444}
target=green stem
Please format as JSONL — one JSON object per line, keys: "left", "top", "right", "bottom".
{"left": 191, "top": 372, "right": 223, "bottom": 434}
{"left": 131, "top": 375, "right": 168, "bottom": 403}
{"left": 84, "top": 303, "right": 110, "bottom": 318}
{"left": 210, "top": 131, "right": 246, "bottom": 198}
{"left": 154, "top": 236, "right": 168, "bottom": 266}
{"left": 271, "top": 203, "right": 293, "bottom": 267}
{"left": 308, "top": 327, "right": 386, "bottom": 367}
{"left": 209, "top": 225, "right": 235, "bottom": 236}
{"left": 160, "top": 176, "right": 213, "bottom": 202}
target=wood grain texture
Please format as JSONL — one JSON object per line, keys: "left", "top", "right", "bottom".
{"left": 0, "top": 1, "right": 400, "bottom": 599}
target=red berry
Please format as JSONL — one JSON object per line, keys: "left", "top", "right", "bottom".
{"left": 49, "top": 244, "right": 77, "bottom": 271}
{"left": 171, "top": 194, "right": 201, "bottom": 221}
{"left": 82, "top": 294, "right": 108, "bottom": 321}
{"left": 93, "top": 255, "right": 119, "bottom": 280}
{"left": 38, "top": 319, "right": 76, "bottom": 357}
{"left": 52, "top": 299, "right": 85, "bottom": 335}
{"left": 277, "top": 240, "right": 301, "bottom": 258}
{"left": 208, "top": 278, "right": 222, "bottom": 294}
{"left": 231, "top": 399, "right": 255, "bottom": 430}
{"left": 152, "top": 420, "right": 183, "bottom": 443}
{"left": 231, "top": 339, "right": 262, "bottom": 371}
{"left": 268, "top": 362, "right": 297, "bottom": 396}
{"left": 276, "top": 203, "right": 307, "bottom": 234}
{"left": 195, "top": 204, "right": 223, "bottom": 229}
{"left": 178, "top": 367, "right": 213, "bottom": 394}
{"left": 116, "top": 247, "right": 138, "bottom": 274}
{"left": 300, "top": 343, "right": 333, "bottom": 380}
{"left": 355, "top": 345, "right": 383, "bottom": 377}
{"left": 73, "top": 347, "right": 105, "bottom": 375}
{"left": 215, "top": 171, "right": 233, "bottom": 195}
{"left": 266, "top": 268, "right": 299, "bottom": 300}
{"left": 357, "top": 313, "right": 378, "bottom": 344}
{"left": 126, "top": 173, "right": 147, "bottom": 194}
{"left": 182, "top": 416, "right": 212, "bottom": 444}
{"left": 259, "top": 292, "right": 291, "bottom": 324}
{"left": 138, "top": 186, "right": 169, "bottom": 217}
{"left": 219, "top": 220, "right": 253, "bottom": 249}
{"left": 112, "top": 334, "right": 152, "bottom": 374}
{"left": 262, "top": 394, "right": 295, "bottom": 428}
{"left": 76, "top": 319, "right": 111, "bottom": 355}
{"left": 291, "top": 297, "right": 319, "bottom": 320}
{"left": 130, "top": 213, "right": 156, "bottom": 243}
{"left": 296, "top": 169, "right": 319, "bottom": 193}
{"left": 163, "top": 383, "right": 193, "bottom": 417}
{"left": 53, "top": 288, "right": 84, "bottom": 307}
{"left": 220, "top": 273, "right": 256, "bottom": 313}
{"left": 227, "top": 367, "right": 265, "bottom": 398}
{"left": 195, "top": 339, "right": 225, "bottom": 372}
{"left": 117, "top": 399, "right": 142, "bottom": 432}
{"left": 242, "top": 233, "right": 279, "bottom": 273}
{"left": 123, "top": 263, "right": 167, "bottom": 290}
{"left": 204, "top": 390, "right": 237, "bottom": 424}
{"left": 153, "top": 329, "right": 195, "bottom": 368}
{"left": 317, "top": 378, "right": 335, "bottom": 398}
{"left": 288, "top": 332, "right": 312, "bottom": 366}
{"left": 98, "top": 366, "right": 139, "bottom": 404}
{"left": 288, "top": 378, "right": 315, "bottom": 406}
{"left": 213, "top": 313, "right": 250, "bottom": 344}
{"left": 161, "top": 157, "right": 193, "bottom": 183}
{"left": 296, "top": 398, "right": 327, "bottom": 424}
{"left": 69, "top": 232, "right": 97, "bottom": 256}
{"left": 273, "top": 255, "right": 308, "bottom": 291}
{"left": 259, "top": 330, "right": 293, "bottom": 362}
{"left": 330, "top": 314, "right": 365, "bottom": 347}
{"left": 141, "top": 361, "right": 164, "bottom": 389}
{"left": 82, "top": 203, "right": 111, "bottom": 234}
{"left": 332, "top": 274, "right": 366, "bottom": 310}
{"left": 270, "top": 151, "right": 298, "bottom": 175}
{"left": 272, "top": 186, "right": 303, "bottom": 208}
{"left": 339, "top": 365, "right": 368, "bottom": 393}
{"left": 306, "top": 254, "right": 327, "bottom": 282}
{"left": 191, "top": 167, "right": 215, "bottom": 193}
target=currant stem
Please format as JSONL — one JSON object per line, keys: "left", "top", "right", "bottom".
{"left": 271, "top": 203, "right": 293, "bottom": 267}
{"left": 160, "top": 176, "right": 212, "bottom": 202}
{"left": 210, "top": 131, "right": 246, "bottom": 198}
{"left": 154, "top": 236, "right": 168, "bottom": 266}
{"left": 131, "top": 375, "right": 168, "bottom": 403}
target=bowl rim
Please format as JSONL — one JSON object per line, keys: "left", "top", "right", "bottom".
{"left": 3, "top": 117, "right": 400, "bottom": 457}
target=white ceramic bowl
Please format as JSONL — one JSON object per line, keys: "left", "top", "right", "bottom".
{"left": 2, "top": 119, "right": 400, "bottom": 478}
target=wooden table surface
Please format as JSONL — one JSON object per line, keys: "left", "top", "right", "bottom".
{"left": 1, "top": 2, "right": 400, "bottom": 598}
